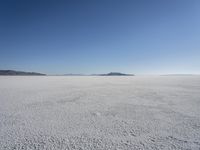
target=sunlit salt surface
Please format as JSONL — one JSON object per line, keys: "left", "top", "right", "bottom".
{"left": 0, "top": 76, "right": 200, "bottom": 149}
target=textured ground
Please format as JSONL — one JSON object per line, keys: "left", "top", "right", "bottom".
{"left": 0, "top": 76, "right": 200, "bottom": 150}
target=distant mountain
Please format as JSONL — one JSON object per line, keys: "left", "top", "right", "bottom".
{"left": 98, "top": 72, "right": 134, "bottom": 76}
{"left": 63, "top": 74, "right": 86, "bottom": 76}
{"left": 0, "top": 70, "right": 46, "bottom": 76}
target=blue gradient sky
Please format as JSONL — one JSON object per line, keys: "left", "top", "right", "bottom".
{"left": 0, "top": 0, "right": 200, "bottom": 74}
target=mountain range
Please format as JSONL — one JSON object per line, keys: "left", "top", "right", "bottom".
{"left": 0, "top": 70, "right": 46, "bottom": 76}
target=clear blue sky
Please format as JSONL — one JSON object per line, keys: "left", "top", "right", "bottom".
{"left": 0, "top": 0, "right": 200, "bottom": 74}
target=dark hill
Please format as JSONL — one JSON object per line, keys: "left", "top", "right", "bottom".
{"left": 0, "top": 70, "right": 46, "bottom": 76}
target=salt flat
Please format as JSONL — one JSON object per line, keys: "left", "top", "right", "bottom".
{"left": 0, "top": 76, "right": 200, "bottom": 150}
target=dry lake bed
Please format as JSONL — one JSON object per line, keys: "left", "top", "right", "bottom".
{"left": 0, "top": 76, "right": 200, "bottom": 150}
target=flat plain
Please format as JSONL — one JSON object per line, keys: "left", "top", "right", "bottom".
{"left": 0, "top": 76, "right": 200, "bottom": 150}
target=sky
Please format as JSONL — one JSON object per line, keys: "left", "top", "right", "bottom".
{"left": 0, "top": 0, "right": 200, "bottom": 75}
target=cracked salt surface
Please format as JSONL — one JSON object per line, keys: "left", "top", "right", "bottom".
{"left": 0, "top": 76, "right": 200, "bottom": 149}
